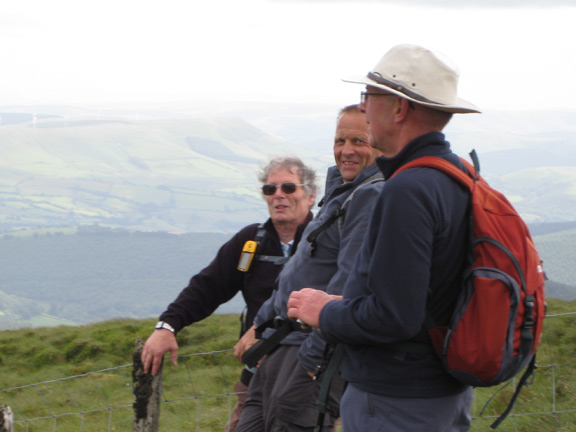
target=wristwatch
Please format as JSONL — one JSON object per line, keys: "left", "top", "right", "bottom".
{"left": 155, "top": 321, "right": 175, "bottom": 333}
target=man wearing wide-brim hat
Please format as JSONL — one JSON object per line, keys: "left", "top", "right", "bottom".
{"left": 288, "top": 44, "right": 479, "bottom": 431}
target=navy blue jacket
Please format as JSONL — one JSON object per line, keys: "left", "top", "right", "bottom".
{"left": 255, "top": 163, "right": 384, "bottom": 349}
{"left": 320, "top": 132, "right": 471, "bottom": 398}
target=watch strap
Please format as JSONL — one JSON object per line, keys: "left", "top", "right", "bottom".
{"left": 155, "top": 321, "right": 175, "bottom": 333}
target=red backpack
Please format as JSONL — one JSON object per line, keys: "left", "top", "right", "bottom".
{"left": 393, "top": 150, "right": 546, "bottom": 429}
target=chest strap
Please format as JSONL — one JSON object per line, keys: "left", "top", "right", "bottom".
{"left": 255, "top": 255, "right": 289, "bottom": 265}
{"left": 241, "top": 316, "right": 311, "bottom": 368}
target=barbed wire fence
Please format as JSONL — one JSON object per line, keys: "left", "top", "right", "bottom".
{"left": 1, "top": 311, "right": 575, "bottom": 432}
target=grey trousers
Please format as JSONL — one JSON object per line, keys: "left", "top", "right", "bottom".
{"left": 225, "top": 380, "right": 249, "bottom": 432}
{"left": 341, "top": 383, "right": 473, "bottom": 432}
{"left": 235, "top": 345, "right": 344, "bottom": 432}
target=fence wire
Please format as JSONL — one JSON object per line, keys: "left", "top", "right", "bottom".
{"left": 1, "top": 312, "right": 575, "bottom": 432}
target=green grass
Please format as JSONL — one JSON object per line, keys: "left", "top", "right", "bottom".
{"left": 0, "top": 314, "right": 240, "bottom": 431}
{"left": 1, "top": 301, "right": 576, "bottom": 431}
{"left": 469, "top": 298, "right": 576, "bottom": 431}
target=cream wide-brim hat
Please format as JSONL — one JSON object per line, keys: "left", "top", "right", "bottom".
{"left": 343, "top": 44, "right": 481, "bottom": 114}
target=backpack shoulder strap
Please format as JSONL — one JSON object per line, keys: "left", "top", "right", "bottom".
{"left": 391, "top": 149, "right": 487, "bottom": 191}
{"left": 337, "top": 173, "right": 384, "bottom": 233}
{"left": 254, "top": 223, "right": 266, "bottom": 243}
{"left": 306, "top": 172, "right": 384, "bottom": 256}
{"left": 238, "top": 223, "right": 283, "bottom": 335}
{"left": 392, "top": 156, "right": 476, "bottom": 190}
{"left": 253, "top": 223, "right": 289, "bottom": 265}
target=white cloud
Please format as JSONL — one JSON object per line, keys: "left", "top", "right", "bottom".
{"left": 1, "top": 0, "right": 575, "bottom": 111}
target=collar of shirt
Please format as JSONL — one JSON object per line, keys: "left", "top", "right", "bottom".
{"left": 281, "top": 241, "right": 294, "bottom": 257}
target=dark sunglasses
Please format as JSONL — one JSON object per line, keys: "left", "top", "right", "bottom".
{"left": 262, "top": 182, "right": 305, "bottom": 196}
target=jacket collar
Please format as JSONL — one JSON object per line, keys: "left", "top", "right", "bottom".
{"left": 376, "top": 131, "right": 458, "bottom": 179}
{"left": 322, "top": 163, "right": 382, "bottom": 205}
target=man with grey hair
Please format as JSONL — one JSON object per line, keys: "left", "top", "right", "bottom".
{"left": 142, "top": 155, "right": 317, "bottom": 431}
{"left": 288, "top": 44, "right": 481, "bottom": 431}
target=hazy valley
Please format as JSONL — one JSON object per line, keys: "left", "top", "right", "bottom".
{"left": 1, "top": 101, "right": 575, "bottom": 329}
{"left": 2, "top": 102, "right": 576, "bottom": 233}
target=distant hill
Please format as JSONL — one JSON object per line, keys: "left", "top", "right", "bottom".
{"left": 0, "top": 113, "right": 331, "bottom": 234}
{"left": 0, "top": 222, "right": 574, "bottom": 330}
{"left": 1, "top": 103, "right": 576, "bottom": 233}
{"left": 0, "top": 227, "right": 232, "bottom": 329}
{"left": 533, "top": 227, "right": 576, "bottom": 287}
{"left": 1, "top": 102, "right": 575, "bottom": 329}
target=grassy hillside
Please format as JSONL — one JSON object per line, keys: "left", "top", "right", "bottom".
{"left": 533, "top": 228, "right": 576, "bottom": 287}
{"left": 2, "top": 106, "right": 576, "bottom": 235}
{"left": 0, "top": 314, "right": 241, "bottom": 431}
{"left": 0, "top": 314, "right": 239, "bottom": 388}
{"left": 0, "top": 116, "right": 330, "bottom": 234}
{"left": 1, "top": 299, "right": 575, "bottom": 431}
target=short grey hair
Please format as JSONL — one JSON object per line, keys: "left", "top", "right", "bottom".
{"left": 258, "top": 156, "right": 318, "bottom": 197}
{"left": 338, "top": 103, "right": 362, "bottom": 119}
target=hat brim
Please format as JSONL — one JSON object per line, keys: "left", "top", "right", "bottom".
{"left": 343, "top": 75, "right": 481, "bottom": 114}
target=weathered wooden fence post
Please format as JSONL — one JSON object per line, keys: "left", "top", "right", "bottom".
{"left": 0, "top": 405, "right": 14, "bottom": 432}
{"left": 133, "top": 338, "right": 163, "bottom": 432}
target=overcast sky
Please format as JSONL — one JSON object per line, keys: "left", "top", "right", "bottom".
{"left": 1, "top": 0, "right": 575, "bottom": 112}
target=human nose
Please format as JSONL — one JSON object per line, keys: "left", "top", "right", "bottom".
{"left": 342, "top": 140, "right": 355, "bottom": 155}
{"left": 272, "top": 186, "right": 286, "bottom": 197}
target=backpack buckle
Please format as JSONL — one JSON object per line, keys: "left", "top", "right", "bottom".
{"left": 523, "top": 296, "right": 535, "bottom": 329}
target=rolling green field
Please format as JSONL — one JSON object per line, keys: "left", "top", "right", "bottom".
{"left": 0, "top": 314, "right": 241, "bottom": 431}
{"left": 1, "top": 299, "right": 576, "bottom": 431}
